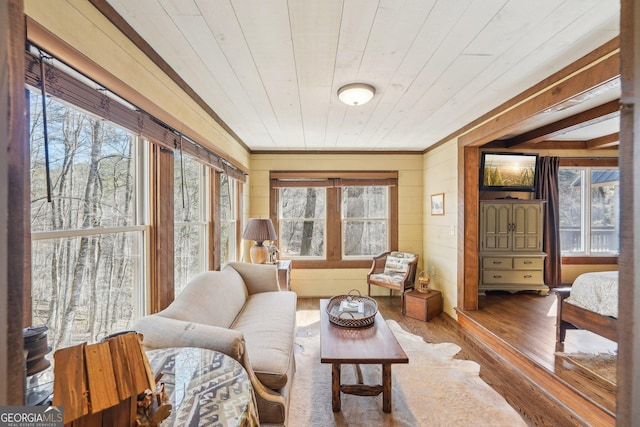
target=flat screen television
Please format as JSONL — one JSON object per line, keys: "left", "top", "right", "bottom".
{"left": 480, "top": 152, "right": 538, "bottom": 192}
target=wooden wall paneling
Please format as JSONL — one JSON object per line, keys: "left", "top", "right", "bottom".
{"left": 618, "top": 0, "right": 639, "bottom": 423}
{"left": 152, "top": 146, "right": 174, "bottom": 312}
{"left": 1, "top": 0, "right": 27, "bottom": 405}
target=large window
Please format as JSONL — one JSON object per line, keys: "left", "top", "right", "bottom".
{"left": 559, "top": 167, "right": 619, "bottom": 256}
{"left": 342, "top": 186, "right": 389, "bottom": 257}
{"left": 271, "top": 172, "right": 398, "bottom": 267}
{"left": 174, "top": 154, "right": 209, "bottom": 295}
{"left": 220, "top": 173, "right": 239, "bottom": 265}
{"left": 25, "top": 46, "right": 247, "bottom": 345}
{"left": 279, "top": 187, "right": 327, "bottom": 258}
{"left": 29, "top": 91, "right": 148, "bottom": 350}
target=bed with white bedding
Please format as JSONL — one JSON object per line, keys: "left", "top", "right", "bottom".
{"left": 555, "top": 271, "right": 618, "bottom": 346}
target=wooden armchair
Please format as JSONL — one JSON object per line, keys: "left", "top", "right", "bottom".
{"left": 367, "top": 251, "right": 419, "bottom": 313}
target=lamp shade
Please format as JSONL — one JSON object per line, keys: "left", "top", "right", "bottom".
{"left": 338, "top": 83, "right": 375, "bottom": 106}
{"left": 243, "top": 218, "right": 277, "bottom": 264}
{"left": 242, "top": 218, "right": 277, "bottom": 243}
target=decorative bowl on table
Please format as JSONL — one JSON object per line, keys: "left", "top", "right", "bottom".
{"left": 326, "top": 289, "right": 378, "bottom": 328}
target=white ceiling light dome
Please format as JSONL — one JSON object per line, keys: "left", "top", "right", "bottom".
{"left": 338, "top": 83, "right": 376, "bottom": 106}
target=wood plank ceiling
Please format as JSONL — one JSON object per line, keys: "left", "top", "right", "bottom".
{"left": 103, "top": 0, "right": 620, "bottom": 152}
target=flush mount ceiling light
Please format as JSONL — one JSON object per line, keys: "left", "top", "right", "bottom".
{"left": 337, "top": 83, "right": 376, "bottom": 106}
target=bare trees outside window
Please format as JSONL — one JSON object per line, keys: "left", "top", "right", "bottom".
{"left": 29, "top": 91, "right": 147, "bottom": 350}
{"left": 273, "top": 173, "right": 395, "bottom": 264}
{"left": 342, "top": 186, "right": 388, "bottom": 257}
{"left": 174, "top": 154, "right": 209, "bottom": 295}
{"left": 279, "top": 187, "right": 326, "bottom": 258}
{"left": 219, "top": 173, "right": 238, "bottom": 265}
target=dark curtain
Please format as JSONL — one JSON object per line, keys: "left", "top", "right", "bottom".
{"left": 535, "top": 156, "right": 562, "bottom": 287}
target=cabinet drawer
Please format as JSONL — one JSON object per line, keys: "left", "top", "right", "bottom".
{"left": 482, "top": 257, "right": 512, "bottom": 270}
{"left": 482, "top": 270, "right": 544, "bottom": 284}
{"left": 513, "top": 257, "right": 543, "bottom": 269}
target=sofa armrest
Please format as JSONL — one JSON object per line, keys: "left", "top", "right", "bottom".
{"left": 227, "top": 262, "right": 280, "bottom": 294}
{"left": 133, "top": 315, "right": 246, "bottom": 361}
{"left": 134, "top": 314, "right": 288, "bottom": 424}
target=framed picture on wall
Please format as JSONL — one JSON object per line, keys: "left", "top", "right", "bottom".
{"left": 431, "top": 193, "right": 445, "bottom": 216}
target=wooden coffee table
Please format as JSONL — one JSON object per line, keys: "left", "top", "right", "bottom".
{"left": 320, "top": 299, "right": 409, "bottom": 413}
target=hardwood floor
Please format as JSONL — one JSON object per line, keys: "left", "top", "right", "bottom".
{"left": 298, "top": 294, "right": 616, "bottom": 427}
{"left": 461, "top": 292, "right": 616, "bottom": 425}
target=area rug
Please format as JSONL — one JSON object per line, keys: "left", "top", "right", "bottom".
{"left": 289, "top": 319, "right": 527, "bottom": 426}
{"left": 556, "top": 352, "right": 617, "bottom": 385}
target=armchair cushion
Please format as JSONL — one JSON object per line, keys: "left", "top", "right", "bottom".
{"left": 370, "top": 272, "right": 408, "bottom": 286}
{"left": 383, "top": 251, "right": 418, "bottom": 274}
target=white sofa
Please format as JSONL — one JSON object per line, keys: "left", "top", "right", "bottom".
{"left": 132, "top": 262, "right": 297, "bottom": 426}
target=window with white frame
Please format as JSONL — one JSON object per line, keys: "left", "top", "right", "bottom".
{"left": 220, "top": 173, "right": 239, "bottom": 265}
{"left": 558, "top": 167, "right": 620, "bottom": 256}
{"left": 29, "top": 90, "right": 149, "bottom": 350}
{"left": 174, "top": 154, "right": 209, "bottom": 295}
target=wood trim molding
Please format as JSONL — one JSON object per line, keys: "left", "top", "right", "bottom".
{"left": 269, "top": 172, "right": 399, "bottom": 268}
{"left": 617, "top": 0, "right": 639, "bottom": 423}
{"left": 87, "top": 0, "right": 250, "bottom": 154}
{"left": 461, "top": 146, "right": 480, "bottom": 310}
{"left": 2, "top": 0, "right": 27, "bottom": 405}
{"left": 561, "top": 256, "right": 618, "bottom": 265}
{"left": 425, "top": 37, "right": 620, "bottom": 154}
{"left": 459, "top": 52, "right": 620, "bottom": 147}
{"left": 459, "top": 42, "right": 621, "bottom": 314}
{"left": 25, "top": 16, "right": 249, "bottom": 176}
{"left": 211, "top": 172, "right": 220, "bottom": 271}
{"left": 558, "top": 157, "right": 619, "bottom": 167}
{"left": 500, "top": 100, "right": 620, "bottom": 147}
{"left": 152, "top": 147, "right": 175, "bottom": 312}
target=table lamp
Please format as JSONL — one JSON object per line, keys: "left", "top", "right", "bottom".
{"left": 242, "top": 218, "right": 277, "bottom": 264}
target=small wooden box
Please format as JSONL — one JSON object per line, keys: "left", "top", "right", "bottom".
{"left": 404, "top": 289, "right": 442, "bottom": 321}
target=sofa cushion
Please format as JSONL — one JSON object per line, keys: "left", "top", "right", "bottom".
{"left": 231, "top": 291, "right": 297, "bottom": 390}
{"left": 158, "top": 267, "right": 248, "bottom": 328}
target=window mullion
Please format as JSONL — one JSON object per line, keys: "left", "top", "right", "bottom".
{"left": 327, "top": 187, "right": 341, "bottom": 261}
{"left": 584, "top": 167, "right": 592, "bottom": 255}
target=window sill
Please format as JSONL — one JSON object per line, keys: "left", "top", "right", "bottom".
{"left": 281, "top": 259, "right": 372, "bottom": 269}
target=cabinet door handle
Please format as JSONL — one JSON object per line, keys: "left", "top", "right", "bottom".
{"left": 524, "top": 275, "right": 532, "bottom": 279}
{"left": 493, "top": 275, "right": 502, "bottom": 279}
{"left": 492, "top": 261, "right": 502, "bottom": 265}
{"left": 523, "top": 261, "right": 532, "bottom": 265}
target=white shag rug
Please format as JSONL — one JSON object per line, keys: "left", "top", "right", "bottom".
{"left": 288, "top": 319, "right": 527, "bottom": 427}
